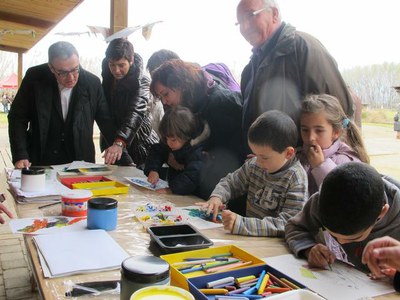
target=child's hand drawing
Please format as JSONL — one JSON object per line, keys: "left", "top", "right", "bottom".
{"left": 221, "top": 209, "right": 237, "bottom": 232}
{"left": 147, "top": 171, "right": 160, "bottom": 186}
{"left": 195, "top": 196, "right": 224, "bottom": 222}
{"left": 307, "top": 243, "right": 336, "bottom": 270}
{"left": 362, "top": 236, "right": 400, "bottom": 279}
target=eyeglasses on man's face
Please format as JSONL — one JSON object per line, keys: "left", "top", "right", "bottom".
{"left": 50, "top": 64, "right": 80, "bottom": 78}
{"left": 236, "top": 7, "right": 268, "bottom": 26}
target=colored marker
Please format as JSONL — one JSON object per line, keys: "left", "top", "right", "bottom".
{"left": 257, "top": 273, "right": 269, "bottom": 295}
{"left": 206, "top": 261, "right": 252, "bottom": 273}
{"left": 180, "top": 266, "right": 204, "bottom": 274}
{"left": 264, "top": 287, "right": 291, "bottom": 293}
{"left": 243, "top": 286, "right": 257, "bottom": 295}
{"left": 255, "top": 270, "right": 266, "bottom": 289}
{"left": 230, "top": 294, "right": 262, "bottom": 299}
{"left": 199, "top": 288, "right": 228, "bottom": 295}
{"left": 206, "top": 276, "right": 235, "bottom": 288}
{"left": 228, "top": 286, "right": 251, "bottom": 295}
{"left": 267, "top": 272, "right": 291, "bottom": 289}
{"left": 235, "top": 275, "right": 256, "bottom": 284}
{"left": 280, "top": 278, "right": 301, "bottom": 289}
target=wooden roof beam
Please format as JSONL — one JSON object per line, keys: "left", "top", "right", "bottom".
{"left": 0, "top": 44, "right": 28, "bottom": 54}
{"left": 0, "top": 11, "right": 55, "bottom": 28}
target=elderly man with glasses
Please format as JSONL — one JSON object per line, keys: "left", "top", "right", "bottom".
{"left": 8, "top": 41, "right": 120, "bottom": 168}
{"left": 237, "top": 0, "right": 356, "bottom": 150}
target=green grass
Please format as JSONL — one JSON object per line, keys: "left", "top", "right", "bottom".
{"left": 362, "top": 108, "right": 397, "bottom": 124}
{"left": 0, "top": 113, "right": 8, "bottom": 128}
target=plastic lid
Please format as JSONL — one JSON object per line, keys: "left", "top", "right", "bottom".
{"left": 61, "top": 189, "right": 93, "bottom": 199}
{"left": 88, "top": 197, "right": 118, "bottom": 209}
{"left": 121, "top": 256, "right": 169, "bottom": 284}
{"left": 130, "top": 286, "right": 194, "bottom": 300}
{"left": 21, "top": 167, "right": 45, "bottom": 175}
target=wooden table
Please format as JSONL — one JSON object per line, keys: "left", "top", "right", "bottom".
{"left": 14, "top": 167, "right": 398, "bottom": 299}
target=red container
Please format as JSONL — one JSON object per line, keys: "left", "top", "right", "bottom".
{"left": 61, "top": 189, "right": 93, "bottom": 217}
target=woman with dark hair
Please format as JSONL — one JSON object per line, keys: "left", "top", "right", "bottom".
{"left": 150, "top": 59, "right": 246, "bottom": 202}
{"left": 101, "top": 38, "right": 158, "bottom": 167}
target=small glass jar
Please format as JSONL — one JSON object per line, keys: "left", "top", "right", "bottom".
{"left": 120, "top": 256, "right": 170, "bottom": 300}
{"left": 87, "top": 197, "right": 118, "bottom": 231}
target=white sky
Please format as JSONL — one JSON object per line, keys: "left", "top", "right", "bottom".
{"left": 22, "top": 0, "right": 400, "bottom": 78}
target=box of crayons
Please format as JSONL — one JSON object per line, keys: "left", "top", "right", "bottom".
{"left": 187, "top": 264, "right": 310, "bottom": 300}
{"left": 160, "top": 245, "right": 265, "bottom": 290}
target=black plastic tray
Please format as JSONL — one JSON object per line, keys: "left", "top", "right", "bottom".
{"left": 147, "top": 223, "right": 213, "bottom": 253}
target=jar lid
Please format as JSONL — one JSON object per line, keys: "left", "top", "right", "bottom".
{"left": 121, "top": 256, "right": 169, "bottom": 284}
{"left": 88, "top": 197, "right": 117, "bottom": 209}
{"left": 61, "top": 189, "right": 93, "bottom": 199}
{"left": 22, "top": 167, "right": 45, "bottom": 175}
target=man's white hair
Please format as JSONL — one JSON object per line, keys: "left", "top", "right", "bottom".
{"left": 262, "top": 0, "right": 282, "bottom": 21}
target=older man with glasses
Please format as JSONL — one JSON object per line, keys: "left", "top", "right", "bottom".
{"left": 8, "top": 41, "right": 120, "bottom": 168}
{"left": 237, "top": 0, "right": 356, "bottom": 150}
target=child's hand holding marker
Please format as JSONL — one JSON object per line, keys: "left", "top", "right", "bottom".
{"left": 195, "top": 197, "right": 225, "bottom": 222}
{"left": 221, "top": 209, "right": 237, "bottom": 232}
{"left": 306, "top": 243, "right": 336, "bottom": 270}
{"left": 147, "top": 171, "right": 159, "bottom": 187}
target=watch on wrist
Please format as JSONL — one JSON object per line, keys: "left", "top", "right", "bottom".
{"left": 114, "top": 141, "right": 124, "bottom": 148}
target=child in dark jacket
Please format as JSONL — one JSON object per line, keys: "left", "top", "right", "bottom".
{"left": 144, "top": 106, "right": 207, "bottom": 197}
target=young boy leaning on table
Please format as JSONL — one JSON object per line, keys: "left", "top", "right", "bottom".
{"left": 197, "top": 110, "right": 308, "bottom": 237}
{"left": 285, "top": 162, "right": 400, "bottom": 289}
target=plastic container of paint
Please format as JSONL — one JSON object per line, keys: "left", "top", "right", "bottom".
{"left": 87, "top": 197, "right": 118, "bottom": 231}
{"left": 120, "top": 256, "right": 170, "bottom": 300}
{"left": 130, "top": 286, "right": 194, "bottom": 300}
{"left": 61, "top": 189, "right": 92, "bottom": 217}
{"left": 21, "top": 167, "right": 45, "bottom": 192}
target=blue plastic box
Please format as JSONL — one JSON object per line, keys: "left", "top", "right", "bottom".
{"left": 188, "top": 264, "right": 307, "bottom": 300}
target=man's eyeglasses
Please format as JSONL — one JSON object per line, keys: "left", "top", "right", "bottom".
{"left": 235, "top": 7, "right": 268, "bottom": 26}
{"left": 50, "top": 64, "right": 80, "bottom": 78}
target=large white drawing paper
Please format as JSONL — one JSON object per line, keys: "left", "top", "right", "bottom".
{"left": 33, "top": 229, "right": 129, "bottom": 277}
{"left": 265, "top": 254, "right": 394, "bottom": 300}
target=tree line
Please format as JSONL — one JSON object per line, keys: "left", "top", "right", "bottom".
{"left": 343, "top": 63, "right": 400, "bottom": 109}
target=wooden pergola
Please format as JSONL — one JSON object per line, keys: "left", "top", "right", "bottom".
{"left": 0, "top": 0, "right": 128, "bottom": 87}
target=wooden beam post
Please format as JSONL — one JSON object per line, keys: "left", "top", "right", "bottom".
{"left": 110, "top": 0, "right": 128, "bottom": 35}
{"left": 18, "top": 52, "right": 23, "bottom": 88}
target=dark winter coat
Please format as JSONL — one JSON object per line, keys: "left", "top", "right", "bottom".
{"left": 8, "top": 63, "right": 115, "bottom": 165}
{"left": 241, "top": 23, "right": 354, "bottom": 145}
{"left": 144, "top": 142, "right": 205, "bottom": 197}
{"left": 101, "top": 53, "right": 158, "bottom": 166}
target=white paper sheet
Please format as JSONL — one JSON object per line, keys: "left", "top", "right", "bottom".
{"left": 265, "top": 254, "right": 394, "bottom": 300}
{"left": 33, "top": 229, "right": 129, "bottom": 278}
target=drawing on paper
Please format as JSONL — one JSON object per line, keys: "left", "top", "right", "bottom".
{"left": 133, "top": 202, "right": 186, "bottom": 226}
{"left": 182, "top": 207, "right": 222, "bottom": 223}
{"left": 17, "top": 217, "right": 85, "bottom": 233}
{"left": 125, "top": 177, "right": 169, "bottom": 190}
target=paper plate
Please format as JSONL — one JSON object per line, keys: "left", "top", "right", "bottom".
{"left": 130, "top": 286, "right": 194, "bottom": 300}
{"left": 268, "top": 289, "right": 325, "bottom": 299}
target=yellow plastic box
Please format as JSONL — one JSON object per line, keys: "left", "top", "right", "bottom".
{"left": 160, "top": 245, "right": 265, "bottom": 290}
{"left": 72, "top": 181, "right": 129, "bottom": 196}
